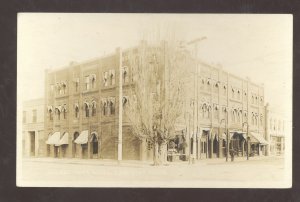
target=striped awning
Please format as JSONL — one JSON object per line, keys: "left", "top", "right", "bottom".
{"left": 55, "top": 132, "right": 69, "bottom": 146}
{"left": 74, "top": 130, "right": 89, "bottom": 144}
{"left": 46, "top": 132, "right": 61, "bottom": 145}
{"left": 249, "top": 132, "right": 269, "bottom": 145}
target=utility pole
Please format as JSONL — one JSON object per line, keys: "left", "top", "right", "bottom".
{"left": 118, "top": 48, "right": 123, "bottom": 162}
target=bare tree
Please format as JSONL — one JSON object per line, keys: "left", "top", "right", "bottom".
{"left": 125, "top": 35, "right": 192, "bottom": 165}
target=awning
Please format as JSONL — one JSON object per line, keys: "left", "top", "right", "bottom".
{"left": 46, "top": 132, "right": 61, "bottom": 145}
{"left": 55, "top": 132, "right": 69, "bottom": 146}
{"left": 249, "top": 132, "right": 269, "bottom": 145}
{"left": 74, "top": 130, "right": 89, "bottom": 144}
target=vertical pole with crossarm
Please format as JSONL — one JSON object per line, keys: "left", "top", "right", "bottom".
{"left": 118, "top": 48, "right": 123, "bottom": 162}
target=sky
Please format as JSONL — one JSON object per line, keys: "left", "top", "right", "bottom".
{"left": 17, "top": 13, "right": 292, "bottom": 116}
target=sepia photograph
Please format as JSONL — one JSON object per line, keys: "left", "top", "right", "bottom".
{"left": 16, "top": 13, "right": 292, "bottom": 188}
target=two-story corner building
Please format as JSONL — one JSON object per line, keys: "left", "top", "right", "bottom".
{"left": 22, "top": 98, "right": 45, "bottom": 157}
{"left": 175, "top": 61, "right": 268, "bottom": 160}
{"left": 265, "top": 104, "right": 286, "bottom": 156}
{"left": 44, "top": 40, "right": 268, "bottom": 162}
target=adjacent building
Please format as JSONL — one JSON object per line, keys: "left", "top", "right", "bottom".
{"left": 265, "top": 104, "right": 286, "bottom": 156}
{"left": 22, "top": 98, "right": 45, "bottom": 157}
{"left": 43, "top": 41, "right": 269, "bottom": 161}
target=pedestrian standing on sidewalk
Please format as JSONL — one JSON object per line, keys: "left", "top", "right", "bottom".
{"left": 230, "top": 149, "right": 235, "bottom": 162}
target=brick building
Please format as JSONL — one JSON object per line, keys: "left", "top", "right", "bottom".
{"left": 22, "top": 98, "right": 45, "bottom": 157}
{"left": 44, "top": 41, "right": 268, "bottom": 161}
{"left": 265, "top": 104, "right": 286, "bottom": 156}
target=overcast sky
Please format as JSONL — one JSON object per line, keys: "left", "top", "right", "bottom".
{"left": 17, "top": 13, "right": 292, "bottom": 115}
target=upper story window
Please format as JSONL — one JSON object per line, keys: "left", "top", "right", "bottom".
{"left": 255, "top": 96, "right": 258, "bottom": 105}
{"left": 84, "top": 102, "right": 90, "bottom": 118}
{"left": 207, "top": 79, "right": 211, "bottom": 91}
{"left": 61, "top": 82, "right": 67, "bottom": 94}
{"left": 62, "top": 105, "right": 67, "bottom": 119}
{"left": 237, "top": 90, "right": 241, "bottom": 100}
{"left": 91, "top": 74, "right": 96, "bottom": 89}
{"left": 251, "top": 95, "right": 254, "bottom": 104}
{"left": 103, "top": 71, "right": 109, "bottom": 87}
{"left": 109, "top": 98, "right": 116, "bottom": 115}
{"left": 101, "top": 98, "right": 115, "bottom": 116}
{"left": 74, "top": 78, "right": 79, "bottom": 92}
{"left": 231, "top": 88, "right": 235, "bottom": 99}
{"left": 213, "top": 82, "right": 219, "bottom": 94}
{"left": 32, "top": 109, "right": 37, "bottom": 123}
{"left": 74, "top": 103, "right": 79, "bottom": 119}
{"left": 244, "top": 111, "right": 247, "bottom": 122}
{"left": 55, "top": 106, "right": 61, "bottom": 120}
{"left": 85, "top": 76, "right": 90, "bottom": 90}
{"left": 23, "top": 111, "right": 26, "bottom": 123}
{"left": 260, "top": 114, "right": 263, "bottom": 125}
{"left": 91, "top": 101, "right": 97, "bottom": 116}
{"left": 102, "top": 99, "right": 108, "bottom": 116}
{"left": 213, "top": 104, "right": 219, "bottom": 119}
{"left": 109, "top": 69, "right": 116, "bottom": 86}
{"left": 200, "top": 78, "right": 205, "bottom": 90}
{"left": 47, "top": 106, "right": 53, "bottom": 121}
{"left": 244, "top": 91, "right": 247, "bottom": 101}
{"left": 260, "top": 96, "right": 264, "bottom": 105}
{"left": 122, "top": 67, "right": 129, "bottom": 83}
{"left": 223, "top": 85, "right": 227, "bottom": 96}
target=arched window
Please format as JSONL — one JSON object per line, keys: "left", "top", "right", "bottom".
{"left": 91, "top": 101, "right": 97, "bottom": 116}
{"left": 62, "top": 104, "right": 67, "bottom": 119}
{"left": 91, "top": 74, "right": 96, "bottom": 89}
{"left": 231, "top": 88, "right": 235, "bottom": 99}
{"left": 251, "top": 95, "right": 254, "bottom": 104}
{"left": 237, "top": 90, "right": 240, "bottom": 100}
{"left": 223, "top": 85, "right": 227, "bottom": 96}
{"left": 251, "top": 113, "right": 255, "bottom": 125}
{"left": 123, "top": 67, "right": 129, "bottom": 83}
{"left": 48, "top": 106, "right": 53, "bottom": 121}
{"left": 102, "top": 99, "right": 107, "bottom": 116}
{"left": 214, "top": 105, "right": 219, "bottom": 119}
{"left": 200, "top": 78, "right": 205, "bottom": 90}
{"left": 109, "top": 69, "right": 115, "bottom": 85}
{"left": 109, "top": 98, "right": 115, "bottom": 115}
{"left": 103, "top": 71, "right": 108, "bottom": 87}
{"left": 55, "top": 106, "right": 61, "bottom": 120}
{"left": 214, "top": 82, "right": 219, "bottom": 94}
{"left": 74, "top": 104, "right": 79, "bottom": 119}
{"left": 62, "top": 82, "right": 67, "bottom": 94}
{"left": 84, "top": 102, "right": 89, "bottom": 118}
{"left": 232, "top": 110, "right": 235, "bottom": 123}
{"left": 244, "top": 111, "right": 247, "bottom": 122}
{"left": 208, "top": 105, "right": 212, "bottom": 119}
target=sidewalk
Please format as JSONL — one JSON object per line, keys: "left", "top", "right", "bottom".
{"left": 22, "top": 155, "right": 283, "bottom": 167}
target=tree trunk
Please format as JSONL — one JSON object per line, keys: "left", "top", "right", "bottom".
{"left": 153, "top": 141, "right": 160, "bottom": 165}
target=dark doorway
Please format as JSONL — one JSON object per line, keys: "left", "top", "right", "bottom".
{"left": 91, "top": 133, "right": 98, "bottom": 159}
{"left": 30, "top": 132, "right": 35, "bottom": 157}
{"left": 213, "top": 137, "right": 218, "bottom": 157}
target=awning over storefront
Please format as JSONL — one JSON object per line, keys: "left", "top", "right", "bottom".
{"left": 55, "top": 132, "right": 69, "bottom": 146}
{"left": 249, "top": 132, "right": 269, "bottom": 145}
{"left": 46, "top": 132, "right": 61, "bottom": 145}
{"left": 74, "top": 130, "right": 89, "bottom": 144}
